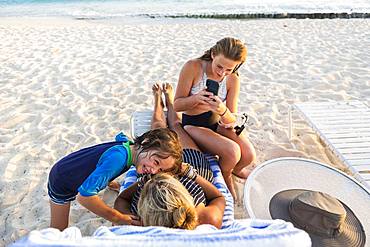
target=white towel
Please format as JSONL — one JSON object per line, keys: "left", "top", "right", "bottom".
{"left": 12, "top": 219, "right": 311, "bottom": 247}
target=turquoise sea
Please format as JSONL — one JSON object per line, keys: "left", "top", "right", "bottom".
{"left": 0, "top": 0, "right": 370, "bottom": 19}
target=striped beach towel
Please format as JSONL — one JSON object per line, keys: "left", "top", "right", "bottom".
{"left": 12, "top": 219, "right": 311, "bottom": 247}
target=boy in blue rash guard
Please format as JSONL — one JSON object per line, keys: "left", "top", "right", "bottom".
{"left": 47, "top": 128, "right": 183, "bottom": 231}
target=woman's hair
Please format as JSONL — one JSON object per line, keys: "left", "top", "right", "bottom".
{"left": 134, "top": 128, "right": 183, "bottom": 173}
{"left": 137, "top": 173, "right": 198, "bottom": 230}
{"left": 199, "top": 37, "right": 247, "bottom": 73}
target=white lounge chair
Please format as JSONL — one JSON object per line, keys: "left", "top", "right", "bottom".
{"left": 130, "top": 110, "right": 162, "bottom": 138}
{"left": 289, "top": 101, "right": 370, "bottom": 189}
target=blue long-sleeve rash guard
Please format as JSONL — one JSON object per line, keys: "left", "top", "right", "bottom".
{"left": 78, "top": 141, "right": 132, "bottom": 196}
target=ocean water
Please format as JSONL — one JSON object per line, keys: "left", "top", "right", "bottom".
{"left": 0, "top": 0, "right": 370, "bottom": 19}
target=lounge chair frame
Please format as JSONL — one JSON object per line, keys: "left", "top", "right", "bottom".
{"left": 289, "top": 101, "right": 370, "bottom": 189}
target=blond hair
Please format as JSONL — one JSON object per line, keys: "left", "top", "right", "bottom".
{"left": 137, "top": 173, "right": 198, "bottom": 230}
{"left": 199, "top": 37, "right": 247, "bottom": 73}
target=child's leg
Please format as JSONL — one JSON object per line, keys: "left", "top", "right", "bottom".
{"left": 162, "top": 83, "right": 199, "bottom": 150}
{"left": 151, "top": 83, "right": 167, "bottom": 129}
{"left": 50, "top": 201, "right": 71, "bottom": 231}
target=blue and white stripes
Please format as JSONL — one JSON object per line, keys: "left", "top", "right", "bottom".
{"left": 204, "top": 154, "right": 234, "bottom": 228}
{"left": 12, "top": 219, "right": 311, "bottom": 246}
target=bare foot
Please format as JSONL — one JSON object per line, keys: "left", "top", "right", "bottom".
{"left": 152, "top": 83, "right": 164, "bottom": 109}
{"left": 233, "top": 164, "right": 256, "bottom": 180}
{"left": 162, "top": 82, "right": 174, "bottom": 106}
{"left": 162, "top": 83, "right": 181, "bottom": 128}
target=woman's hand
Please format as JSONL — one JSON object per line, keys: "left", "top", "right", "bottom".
{"left": 207, "top": 95, "right": 227, "bottom": 115}
{"left": 78, "top": 193, "right": 143, "bottom": 226}
{"left": 193, "top": 89, "right": 214, "bottom": 106}
{"left": 208, "top": 95, "right": 237, "bottom": 126}
{"left": 179, "top": 163, "right": 198, "bottom": 180}
{"left": 115, "top": 213, "right": 142, "bottom": 226}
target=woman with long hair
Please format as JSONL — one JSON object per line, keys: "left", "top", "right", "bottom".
{"left": 174, "top": 37, "right": 256, "bottom": 199}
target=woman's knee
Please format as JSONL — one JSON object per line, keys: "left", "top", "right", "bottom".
{"left": 239, "top": 140, "right": 256, "bottom": 165}
{"left": 219, "top": 140, "right": 241, "bottom": 169}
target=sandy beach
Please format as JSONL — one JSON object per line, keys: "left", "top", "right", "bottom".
{"left": 0, "top": 17, "right": 369, "bottom": 245}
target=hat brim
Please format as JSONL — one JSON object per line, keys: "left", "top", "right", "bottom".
{"left": 243, "top": 158, "right": 370, "bottom": 241}
{"left": 269, "top": 189, "right": 366, "bottom": 247}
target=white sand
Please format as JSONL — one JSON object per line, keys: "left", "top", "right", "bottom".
{"left": 0, "top": 17, "right": 369, "bottom": 245}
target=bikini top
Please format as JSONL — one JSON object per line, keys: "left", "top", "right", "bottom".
{"left": 190, "top": 61, "right": 227, "bottom": 102}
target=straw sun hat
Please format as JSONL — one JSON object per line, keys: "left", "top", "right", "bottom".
{"left": 244, "top": 157, "right": 370, "bottom": 247}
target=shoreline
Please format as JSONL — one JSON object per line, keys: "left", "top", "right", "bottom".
{"left": 1, "top": 15, "right": 370, "bottom": 26}
{"left": 1, "top": 11, "right": 370, "bottom": 23}
{"left": 160, "top": 12, "right": 370, "bottom": 19}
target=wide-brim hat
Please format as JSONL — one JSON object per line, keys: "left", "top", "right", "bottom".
{"left": 244, "top": 157, "right": 370, "bottom": 246}
{"left": 270, "top": 189, "right": 365, "bottom": 246}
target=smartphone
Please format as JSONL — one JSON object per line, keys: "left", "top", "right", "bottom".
{"left": 206, "top": 79, "right": 219, "bottom": 96}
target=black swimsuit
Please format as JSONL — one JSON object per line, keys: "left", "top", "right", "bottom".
{"left": 182, "top": 111, "right": 219, "bottom": 132}
{"left": 183, "top": 61, "right": 226, "bottom": 132}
